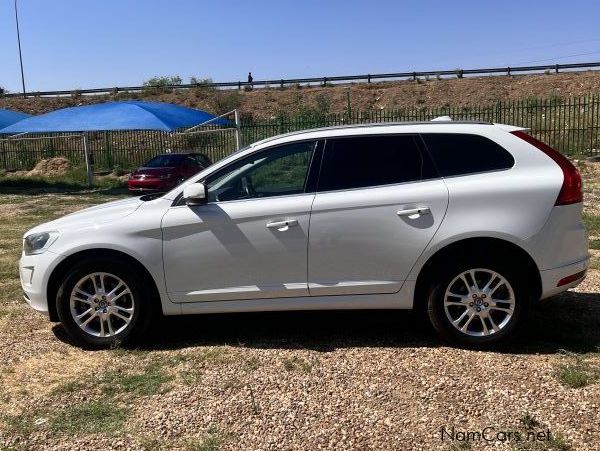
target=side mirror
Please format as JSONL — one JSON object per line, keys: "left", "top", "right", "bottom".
{"left": 183, "top": 182, "right": 207, "bottom": 206}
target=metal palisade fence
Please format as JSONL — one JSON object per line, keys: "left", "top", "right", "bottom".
{"left": 1, "top": 95, "right": 600, "bottom": 171}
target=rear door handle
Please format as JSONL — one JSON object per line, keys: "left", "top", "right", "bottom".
{"left": 397, "top": 207, "right": 431, "bottom": 219}
{"left": 266, "top": 219, "right": 299, "bottom": 231}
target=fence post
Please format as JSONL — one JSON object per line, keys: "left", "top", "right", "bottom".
{"left": 234, "top": 109, "right": 242, "bottom": 150}
{"left": 590, "top": 95, "right": 596, "bottom": 155}
{"left": 346, "top": 89, "right": 351, "bottom": 118}
{"left": 0, "top": 139, "right": 6, "bottom": 170}
{"left": 83, "top": 133, "right": 94, "bottom": 187}
{"left": 105, "top": 131, "right": 113, "bottom": 169}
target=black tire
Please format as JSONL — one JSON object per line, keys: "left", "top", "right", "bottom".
{"left": 426, "top": 257, "right": 528, "bottom": 347}
{"left": 56, "top": 258, "right": 155, "bottom": 349}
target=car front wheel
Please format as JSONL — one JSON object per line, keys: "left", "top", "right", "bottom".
{"left": 56, "top": 259, "right": 153, "bottom": 348}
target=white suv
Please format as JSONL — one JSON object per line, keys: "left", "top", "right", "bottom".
{"left": 19, "top": 121, "right": 589, "bottom": 347}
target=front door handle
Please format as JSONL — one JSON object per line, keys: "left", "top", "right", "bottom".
{"left": 266, "top": 219, "right": 299, "bottom": 231}
{"left": 397, "top": 207, "right": 431, "bottom": 219}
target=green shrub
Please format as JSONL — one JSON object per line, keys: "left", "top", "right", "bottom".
{"left": 142, "top": 75, "right": 183, "bottom": 94}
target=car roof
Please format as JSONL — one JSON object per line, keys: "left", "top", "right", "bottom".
{"left": 154, "top": 152, "right": 198, "bottom": 156}
{"left": 249, "top": 120, "right": 497, "bottom": 148}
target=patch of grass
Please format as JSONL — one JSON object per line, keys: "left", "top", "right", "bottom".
{"left": 512, "top": 432, "right": 571, "bottom": 451}
{"left": 245, "top": 356, "right": 260, "bottom": 371}
{"left": 582, "top": 213, "right": 600, "bottom": 236}
{"left": 520, "top": 412, "right": 541, "bottom": 430}
{"left": 100, "top": 362, "right": 172, "bottom": 396}
{"left": 49, "top": 399, "right": 127, "bottom": 434}
{"left": 52, "top": 379, "right": 86, "bottom": 396}
{"left": 0, "top": 167, "right": 125, "bottom": 193}
{"left": 588, "top": 257, "right": 600, "bottom": 270}
{"left": 589, "top": 239, "right": 600, "bottom": 250}
{"left": 172, "top": 347, "right": 230, "bottom": 366}
{"left": 180, "top": 369, "right": 202, "bottom": 386}
{"left": 2, "top": 411, "right": 37, "bottom": 438}
{"left": 184, "top": 429, "right": 222, "bottom": 451}
{"left": 138, "top": 436, "right": 165, "bottom": 451}
{"left": 555, "top": 362, "right": 600, "bottom": 388}
{"left": 554, "top": 350, "right": 600, "bottom": 388}
{"left": 546, "top": 434, "right": 572, "bottom": 451}
{"left": 282, "top": 355, "right": 313, "bottom": 372}
{"left": 177, "top": 348, "right": 230, "bottom": 385}
{"left": 109, "top": 346, "right": 151, "bottom": 358}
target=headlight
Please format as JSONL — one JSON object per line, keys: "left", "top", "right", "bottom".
{"left": 23, "top": 232, "right": 59, "bottom": 255}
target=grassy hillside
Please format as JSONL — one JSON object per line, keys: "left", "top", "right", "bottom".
{"left": 3, "top": 70, "right": 600, "bottom": 120}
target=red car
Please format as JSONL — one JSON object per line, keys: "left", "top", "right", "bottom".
{"left": 128, "top": 152, "right": 212, "bottom": 193}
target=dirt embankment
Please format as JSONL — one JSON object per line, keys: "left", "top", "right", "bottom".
{"left": 3, "top": 71, "right": 600, "bottom": 120}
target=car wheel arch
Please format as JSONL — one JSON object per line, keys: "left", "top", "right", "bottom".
{"left": 413, "top": 237, "right": 542, "bottom": 314}
{"left": 46, "top": 248, "right": 161, "bottom": 322}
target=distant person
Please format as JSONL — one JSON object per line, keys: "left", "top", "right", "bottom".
{"left": 247, "top": 72, "right": 254, "bottom": 88}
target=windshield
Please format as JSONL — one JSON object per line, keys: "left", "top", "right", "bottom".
{"left": 144, "top": 154, "right": 185, "bottom": 168}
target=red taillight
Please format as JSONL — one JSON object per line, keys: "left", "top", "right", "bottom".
{"left": 511, "top": 130, "right": 582, "bottom": 205}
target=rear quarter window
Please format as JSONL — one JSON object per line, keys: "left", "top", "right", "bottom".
{"left": 421, "top": 133, "right": 514, "bottom": 177}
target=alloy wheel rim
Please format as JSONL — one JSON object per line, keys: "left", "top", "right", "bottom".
{"left": 443, "top": 268, "right": 515, "bottom": 337}
{"left": 69, "top": 272, "right": 135, "bottom": 338}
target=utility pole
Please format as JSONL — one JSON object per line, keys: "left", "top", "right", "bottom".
{"left": 15, "top": 0, "right": 26, "bottom": 98}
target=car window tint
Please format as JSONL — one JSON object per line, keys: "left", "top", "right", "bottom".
{"left": 318, "top": 135, "right": 434, "bottom": 191}
{"left": 194, "top": 154, "right": 211, "bottom": 167}
{"left": 205, "top": 141, "right": 316, "bottom": 202}
{"left": 145, "top": 154, "right": 184, "bottom": 168}
{"left": 421, "top": 133, "right": 514, "bottom": 177}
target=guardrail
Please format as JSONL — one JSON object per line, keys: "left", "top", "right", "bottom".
{"left": 3, "top": 61, "right": 600, "bottom": 98}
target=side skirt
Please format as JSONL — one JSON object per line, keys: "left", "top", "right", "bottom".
{"left": 159, "top": 281, "right": 417, "bottom": 315}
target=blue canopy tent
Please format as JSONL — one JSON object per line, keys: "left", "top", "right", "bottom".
{"left": 0, "top": 101, "right": 235, "bottom": 186}
{"left": 0, "top": 101, "right": 230, "bottom": 133}
{"left": 0, "top": 108, "right": 31, "bottom": 129}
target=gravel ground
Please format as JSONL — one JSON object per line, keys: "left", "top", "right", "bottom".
{"left": 0, "top": 175, "right": 599, "bottom": 450}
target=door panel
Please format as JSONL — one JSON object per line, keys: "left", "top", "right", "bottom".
{"left": 162, "top": 194, "right": 314, "bottom": 302}
{"left": 307, "top": 180, "right": 448, "bottom": 296}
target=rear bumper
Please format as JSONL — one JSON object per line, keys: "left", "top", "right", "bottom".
{"left": 539, "top": 256, "right": 589, "bottom": 299}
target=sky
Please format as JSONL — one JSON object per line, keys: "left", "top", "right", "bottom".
{"left": 1, "top": 0, "right": 600, "bottom": 93}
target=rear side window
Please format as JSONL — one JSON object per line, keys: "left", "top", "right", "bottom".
{"left": 421, "top": 133, "right": 514, "bottom": 177}
{"left": 318, "top": 135, "right": 436, "bottom": 191}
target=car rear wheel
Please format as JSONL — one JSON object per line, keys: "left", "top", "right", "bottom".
{"left": 426, "top": 260, "right": 526, "bottom": 346}
{"left": 56, "top": 259, "right": 154, "bottom": 348}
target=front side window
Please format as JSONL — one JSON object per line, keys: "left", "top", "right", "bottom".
{"left": 205, "top": 141, "right": 316, "bottom": 202}
{"left": 318, "top": 135, "right": 435, "bottom": 192}
{"left": 421, "top": 133, "right": 515, "bottom": 177}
